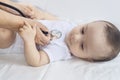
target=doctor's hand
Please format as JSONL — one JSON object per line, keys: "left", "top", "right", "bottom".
{"left": 28, "top": 20, "right": 51, "bottom": 46}
{"left": 35, "top": 25, "right": 51, "bottom": 46}
{"left": 19, "top": 21, "right": 51, "bottom": 46}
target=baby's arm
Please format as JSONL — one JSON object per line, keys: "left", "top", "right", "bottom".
{"left": 24, "top": 42, "right": 49, "bottom": 67}
{"left": 18, "top": 21, "right": 49, "bottom": 67}
{"left": 23, "top": 38, "right": 49, "bottom": 67}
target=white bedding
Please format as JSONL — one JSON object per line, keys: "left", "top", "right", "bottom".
{"left": 0, "top": 0, "right": 120, "bottom": 80}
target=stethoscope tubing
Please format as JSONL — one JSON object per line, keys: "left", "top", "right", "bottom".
{"left": 0, "top": 1, "right": 26, "bottom": 17}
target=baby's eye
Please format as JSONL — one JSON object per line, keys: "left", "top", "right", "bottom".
{"left": 81, "top": 27, "right": 84, "bottom": 34}
{"left": 81, "top": 43, "right": 84, "bottom": 50}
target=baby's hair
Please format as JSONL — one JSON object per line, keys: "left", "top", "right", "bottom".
{"left": 93, "top": 20, "right": 120, "bottom": 62}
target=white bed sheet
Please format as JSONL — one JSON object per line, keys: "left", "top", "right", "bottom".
{"left": 0, "top": 54, "right": 51, "bottom": 80}
{"left": 1, "top": 0, "right": 120, "bottom": 80}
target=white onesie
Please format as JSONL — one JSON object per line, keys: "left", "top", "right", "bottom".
{"left": 0, "top": 20, "right": 75, "bottom": 62}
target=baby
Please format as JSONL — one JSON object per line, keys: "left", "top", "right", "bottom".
{"left": 1, "top": 17, "right": 120, "bottom": 67}
{"left": 17, "top": 20, "right": 120, "bottom": 67}
{"left": 0, "top": 2, "right": 120, "bottom": 67}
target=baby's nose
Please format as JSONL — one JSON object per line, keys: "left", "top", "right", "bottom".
{"left": 74, "top": 34, "right": 82, "bottom": 42}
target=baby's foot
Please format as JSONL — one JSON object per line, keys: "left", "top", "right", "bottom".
{"left": 16, "top": 3, "right": 55, "bottom": 20}
{"left": 16, "top": 3, "right": 35, "bottom": 19}
{"left": 20, "top": 5, "right": 45, "bottom": 20}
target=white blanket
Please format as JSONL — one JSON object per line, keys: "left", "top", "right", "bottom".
{"left": 0, "top": 0, "right": 120, "bottom": 80}
{"left": 0, "top": 54, "right": 120, "bottom": 80}
{"left": 0, "top": 54, "right": 50, "bottom": 80}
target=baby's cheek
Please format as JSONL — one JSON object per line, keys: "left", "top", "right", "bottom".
{"left": 34, "top": 37, "right": 38, "bottom": 43}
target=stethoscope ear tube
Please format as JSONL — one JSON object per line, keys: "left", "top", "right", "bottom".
{"left": 0, "top": 1, "right": 26, "bottom": 17}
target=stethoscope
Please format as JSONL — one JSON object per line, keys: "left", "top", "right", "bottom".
{"left": 0, "top": 1, "right": 26, "bottom": 17}
{"left": 0, "top": 1, "right": 62, "bottom": 40}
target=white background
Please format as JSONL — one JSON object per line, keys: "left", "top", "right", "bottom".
{"left": 18, "top": 0, "right": 120, "bottom": 29}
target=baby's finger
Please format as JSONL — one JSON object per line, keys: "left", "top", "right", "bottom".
{"left": 25, "top": 6, "right": 34, "bottom": 18}
{"left": 23, "top": 26, "right": 28, "bottom": 30}
{"left": 26, "top": 5, "right": 34, "bottom": 15}
{"left": 33, "top": 24, "right": 37, "bottom": 31}
{"left": 19, "top": 28, "right": 24, "bottom": 32}
{"left": 24, "top": 21, "right": 32, "bottom": 28}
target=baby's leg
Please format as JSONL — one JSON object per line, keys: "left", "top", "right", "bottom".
{"left": 17, "top": 4, "right": 59, "bottom": 20}
{"left": 0, "top": 28, "right": 16, "bottom": 48}
{"left": 36, "top": 8, "right": 59, "bottom": 20}
{"left": 29, "top": 6, "right": 59, "bottom": 20}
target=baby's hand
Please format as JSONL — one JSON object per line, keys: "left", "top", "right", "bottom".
{"left": 18, "top": 21, "right": 36, "bottom": 42}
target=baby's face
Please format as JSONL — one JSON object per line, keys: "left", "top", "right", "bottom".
{"left": 65, "top": 21, "right": 112, "bottom": 60}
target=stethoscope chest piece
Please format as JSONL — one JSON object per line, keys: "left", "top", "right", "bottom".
{"left": 50, "top": 30, "right": 62, "bottom": 40}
